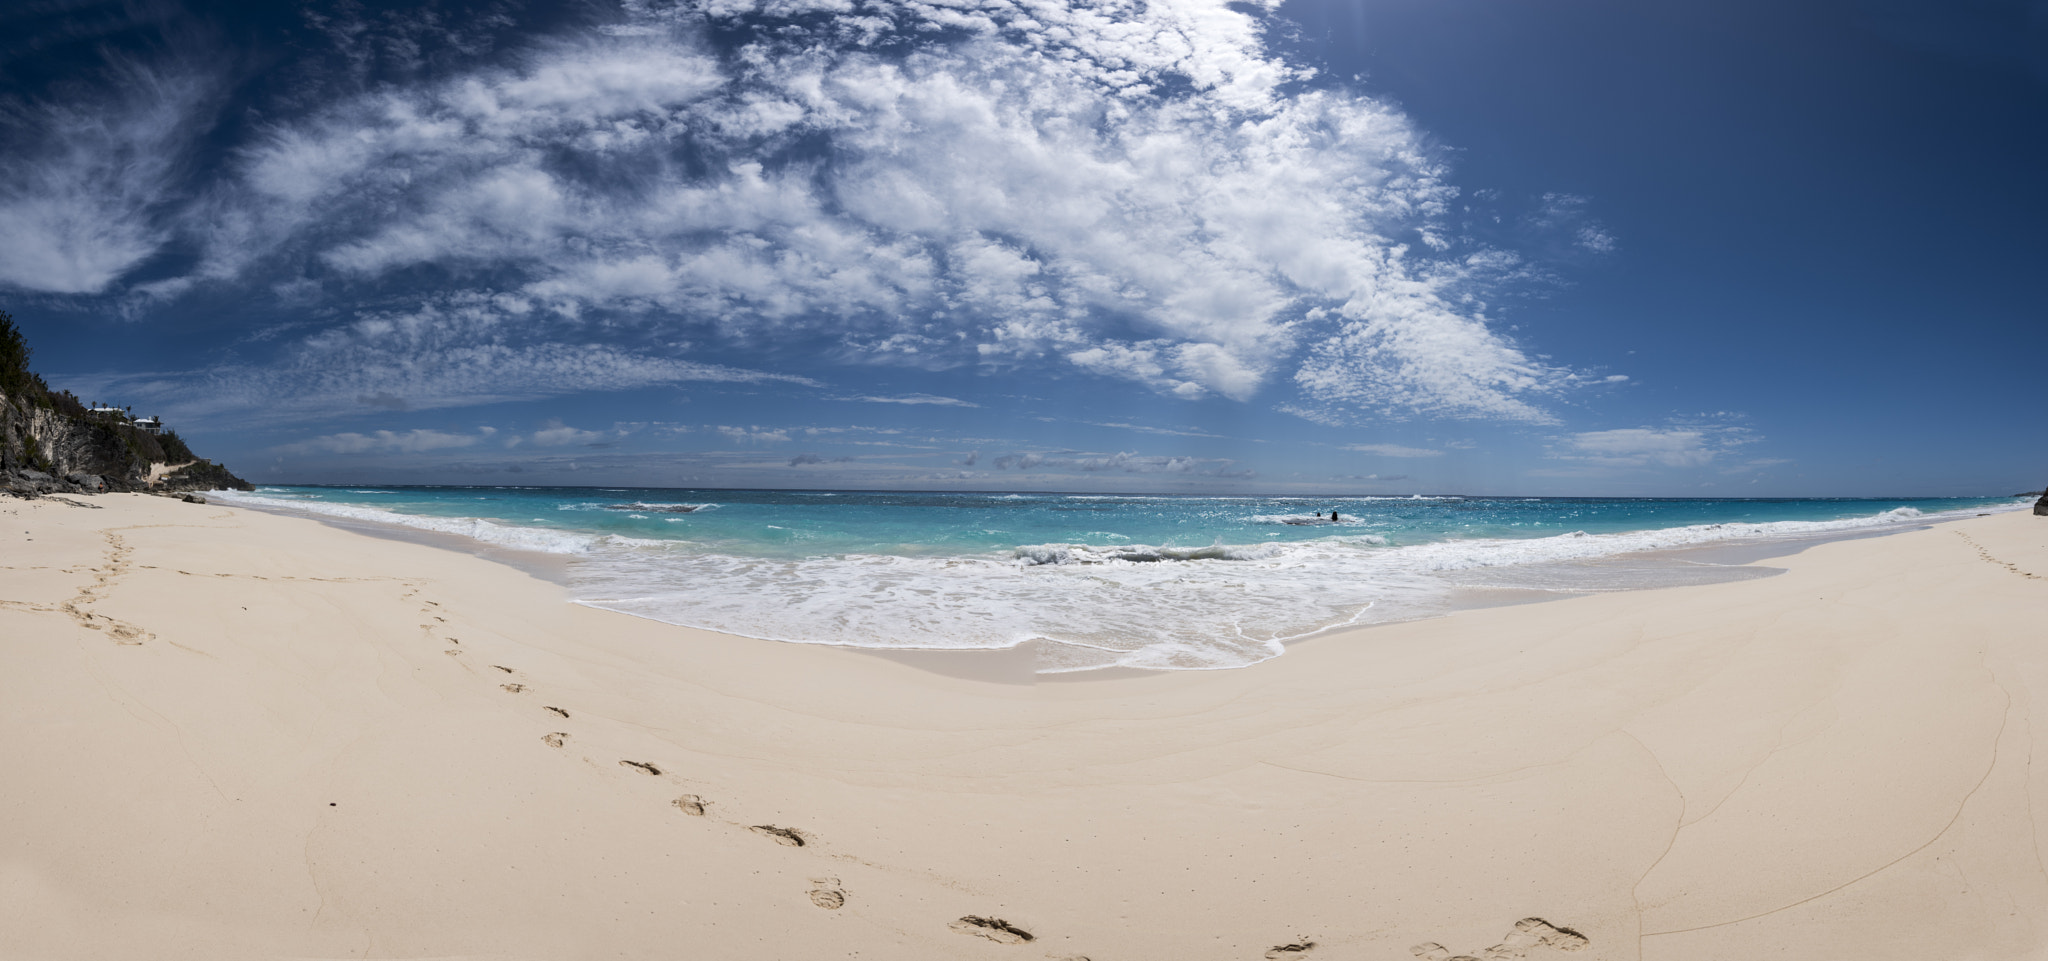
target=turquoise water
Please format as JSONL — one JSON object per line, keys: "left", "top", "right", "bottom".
{"left": 214, "top": 487, "right": 2027, "bottom": 672}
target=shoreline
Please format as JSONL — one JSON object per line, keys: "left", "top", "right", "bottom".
{"left": 204, "top": 490, "right": 2019, "bottom": 680}
{"left": 3, "top": 493, "right": 2045, "bottom": 958}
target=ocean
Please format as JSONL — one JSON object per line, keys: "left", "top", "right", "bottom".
{"left": 211, "top": 487, "right": 2028, "bottom": 673}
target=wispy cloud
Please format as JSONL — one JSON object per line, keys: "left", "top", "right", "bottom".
{"left": 88, "top": 295, "right": 815, "bottom": 424}
{"left": 1549, "top": 423, "right": 1759, "bottom": 469}
{"left": 1344, "top": 443, "right": 1444, "bottom": 458}
{"left": 717, "top": 425, "right": 791, "bottom": 444}
{"left": 1085, "top": 421, "right": 1226, "bottom": 439}
{"left": 850, "top": 394, "right": 979, "bottom": 407}
{"left": 1531, "top": 193, "right": 1618, "bottom": 255}
{"left": 0, "top": 0, "right": 1607, "bottom": 425}
{"left": 991, "top": 450, "right": 1249, "bottom": 477}
{"left": 277, "top": 427, "right": 493, "bottom": 455}
{"left": 529, "top": 421, "right": 613, "bottom": 447}
{"left": 0, "top": 52, "right": 217, "bottom": 294}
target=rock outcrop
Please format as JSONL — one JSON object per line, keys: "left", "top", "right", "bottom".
{"left": 2035, "top": 489, "right": 2047, "bottom": 516}
{"left": 2, "top": 311, "right": 251, "bottom": 498}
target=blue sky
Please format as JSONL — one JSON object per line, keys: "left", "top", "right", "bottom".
{"left": 2, "top": 0, "right": 2043, "bottom": 496}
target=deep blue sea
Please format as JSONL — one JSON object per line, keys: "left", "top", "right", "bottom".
{"left": 213, "top": 487, "right": 2028, "bottom": 672}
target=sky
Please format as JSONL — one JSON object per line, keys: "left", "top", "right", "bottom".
{"left": 1, "top": 0, "right": 2043, "bottom": 496}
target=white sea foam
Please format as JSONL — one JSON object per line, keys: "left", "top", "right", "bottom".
{"left": 213, "top": 490, "right": 2018, "bottom": 673}
{"left": 1245, "top": 513, "right": 1386, "bottom": 526}
{"left": 569, "top": 503, "right": 1994, "bottom": 672}
{"left": 209, "top": 491, "right": 663, "bottom": 554}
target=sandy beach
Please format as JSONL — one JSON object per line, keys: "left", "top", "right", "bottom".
{"left": 2, "top": 492, "right": 2043, "bottom": 960}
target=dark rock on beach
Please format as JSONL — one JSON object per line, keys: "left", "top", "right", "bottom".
{"left": 2035, "top": 489, "right": 2047, "bottom": 516}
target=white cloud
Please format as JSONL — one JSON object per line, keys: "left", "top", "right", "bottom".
{"left": 530, "top": 421, "right": 612, "bottom": 446}
{"left": 991, "top": 449, "right": 1245, "bottom": 475}
{"left": 0, "top": 58, "right": 215, "bottom": 294}
{"left": 13, "top": 0, "right": 1600, "bottom": 423}
{"left": 1085, "top": 421, "right": 1225, "bottom": 438}
{"left": 1552, "top": 425, "right": 1759, "bottom": 469}
{"left": 717, "top": 425, "right": 792, "bottom": 443}
{"left": 279, "top": 428, "right": 487, "bottom": 455}
{"left": 851, "top": 393, "right": 979, "bottom": 407}
{"left": 91, "top": 294, "right": 817, "bottom": 424}
{"left": 1344, "top": 443, "right": 1444, "bottom": 458}
{"left": 1532, "top": 193, "right": 1618, "bottom": 255}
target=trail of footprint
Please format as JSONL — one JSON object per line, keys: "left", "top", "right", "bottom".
{"left": 949, "top": 916, "right": 1033, "bottom": 944}
{"left": 620, "top": 760, "right": 662, "bottom": 775}
{"left": 673, "top": 795, "right": 708, "bottom": 815}
{"left": 23, "top": 529, "right": 161, "bottom": 646}
{"left": 501, "top": 683, "right": 527, "bottom": 693}
{"left": 1955, "top": 531, "right": 2044, "bottom": 579}
{"left": 808, "top": 877, "right": 845, "bottom": 909}
{"left": 1412, "top": 918, "right": 1587, "bottom": 961}
{"left": 751, "top": 824, "right": 806, "bottom": 846}
{"left": 544, "top": 705, "right": 570, "bottom": 718}
{"left": 1265, "top": 942, "right": 1315, "bottom": 958}
{"left": 542, "top": 732, "right": 568, "bottom": 748}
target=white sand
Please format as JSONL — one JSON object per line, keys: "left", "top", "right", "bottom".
{"left": 2, "top": 493, "right": 2043, "bottom": 960}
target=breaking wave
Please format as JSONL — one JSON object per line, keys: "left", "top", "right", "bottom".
{"left": 209, "top": 490, "right": 2012, "bottom": 673}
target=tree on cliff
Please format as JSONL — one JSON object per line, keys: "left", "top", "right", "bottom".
{"left": 0, "top": 309, "right": 38, "bottom": 401}
{"left": 0, "top": 309, "right": 253, "bottom": 493}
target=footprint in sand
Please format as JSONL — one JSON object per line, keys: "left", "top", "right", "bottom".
{"left": 750, "top": 824, "right": 806, "bottom": 846}
{"left": 544, "top": 705, "right": 570, "bottom": 718}
{"left": 619, "top": 760, "right": 662, "bottom": 775}
{"left": 542, "top": 732, "right": 568, "bottom": 748}
{"left": 949, "top": 916, "right": 1034, "bottom": 944}
{"left": 501, "top": 683, "right": 527, "bottom": 693}
{"left": 1265, "top": 942, "right": 1315, "bottom": 958}
{"left": 1507, "top": 918, "right": 1588, "bottom": 954}
{"left": 673, "top": 795, "right": 708, "bottom": 816}
{"left": 808, "top": 878, "right": 846, "bottom": 909}
{"left": 491, "top": 664, "right": 515, "bottom": 673}
{"left": 1412, "top": 918, "right": 1587, "bottom": 961}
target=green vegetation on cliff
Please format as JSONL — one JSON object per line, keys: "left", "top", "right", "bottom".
{"left": 1, "top": 310, "right": 252, "bottom": 494}
{"left": 0, "top": 309, "right": 46, "bottom": 403}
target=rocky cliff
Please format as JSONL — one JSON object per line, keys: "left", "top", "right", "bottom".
{"left": 1, "top": 312, "right": 251, "bottom": 497}
{"left": 2035, "top": 490, "right": 2047, "bottom": 516}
